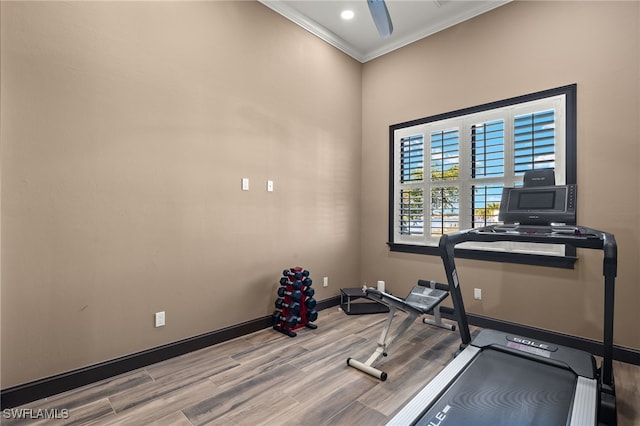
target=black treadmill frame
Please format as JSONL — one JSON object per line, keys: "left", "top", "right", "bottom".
{"left": 439, "top": 225, "right": 617, "bottom": 424}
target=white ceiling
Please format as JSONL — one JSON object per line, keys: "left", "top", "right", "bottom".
{"left": 260, "top": 0, "right": 511, "bottom": 63}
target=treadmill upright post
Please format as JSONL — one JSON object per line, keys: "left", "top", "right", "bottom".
{"left": 601, "top": 232, "right": 617, "bottom": 388}
{"left": 439, "top": 232, "right": 472, "bottom": 346}
{"left": 600, "top": 232, "right": 618, "bottom": 425}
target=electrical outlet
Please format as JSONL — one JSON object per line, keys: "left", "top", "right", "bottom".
{"left": 323, "top": 277, "right": 329, "bottom": 287}
{"left": 474, "top": 288, "right": 482, "bottom": 300}
{"left": 155, "top": 311, "right": 165, "bottom": 327}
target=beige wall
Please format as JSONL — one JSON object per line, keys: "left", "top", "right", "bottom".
{"left": 2, "top": 0, "right": 639, "bottom": 391}
{"left": 0, "top": 1, "right": 362, "bottom": 388}
{"left": 362, "top": 1, "right": 639, "bottom": 349}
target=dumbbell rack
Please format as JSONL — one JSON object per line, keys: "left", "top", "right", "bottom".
{"left": 273, "top": 267, "right": 318, "bottom": 337}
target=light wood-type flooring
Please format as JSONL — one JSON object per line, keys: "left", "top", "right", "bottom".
{"left": 5, "top": 307, "right": 639, "bottom": 425}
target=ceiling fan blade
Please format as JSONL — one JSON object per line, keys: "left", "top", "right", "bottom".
{"left": 367, "top": 0, "right": 394, "bottom": 39}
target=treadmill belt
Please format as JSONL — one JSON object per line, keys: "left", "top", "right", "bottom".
{"left": 415, "top": 348, "right": 577, "bottom": 426}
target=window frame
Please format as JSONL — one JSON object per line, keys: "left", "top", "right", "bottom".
{"left": 387, "top": 84, "right": 577, "bottom": 268}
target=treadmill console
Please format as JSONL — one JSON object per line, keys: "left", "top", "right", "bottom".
{"left": 499, "top": 184, "right": 576, "bottom": 225}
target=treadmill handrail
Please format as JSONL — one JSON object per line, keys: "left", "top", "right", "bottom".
{"left": 439, "top": 224, "right": 617, "bottom": 388}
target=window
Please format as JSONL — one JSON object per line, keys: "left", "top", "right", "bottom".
{"left": 388, "top": 85, "right": 577, "bottom": 267}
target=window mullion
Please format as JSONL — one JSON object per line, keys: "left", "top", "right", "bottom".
{"left": 458, "top": 124, "right": 472, "bottom": 228}
{"left": 504, "top": 111, "right": 517, "bottom": 185}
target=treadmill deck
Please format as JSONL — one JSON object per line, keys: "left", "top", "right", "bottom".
{"left": 415, "top": 348, "right": 577, "bottom": 426}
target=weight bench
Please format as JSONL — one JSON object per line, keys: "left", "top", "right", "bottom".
{"left": 346, "top": 280, "right": 454, "bottom": 381}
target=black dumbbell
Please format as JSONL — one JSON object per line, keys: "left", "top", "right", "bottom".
{"left": 277, "top": 287, "right": 302, "bottom": 301}
{"left": 303, "top": 287, "right": 315, "bottom": 297}
{"left": 273, "top": 311, "right": 301, "bottom": 329}
{"left": 285, "top": 268, "right": 310, "bottom": 277}
{"left": 283, "top": 269, "right": 303, "bottom": 280}
{"left": 280, "top": 278, "right": 302, "bottom": 290}
{"left": 275, "top": 298, "right": 300, "bottom": 313}
{"left": 304, "top": 309, "right": 318, "bottom": 323}
{"left": 302, "top": 277, "right": 312, "bottom": 287}
{"left": 304, "top": 297, "right": 317, "bottom": 309}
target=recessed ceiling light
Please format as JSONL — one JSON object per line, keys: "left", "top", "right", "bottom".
{"left": 341, "top": 10, "right": 355, "bottom": 20}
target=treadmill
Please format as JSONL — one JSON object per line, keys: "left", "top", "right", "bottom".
{"left": 388, "top": 184, "right": 617, "bottom": 425}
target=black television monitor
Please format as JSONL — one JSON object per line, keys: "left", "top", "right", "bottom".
{"left": 498, "top": 184, "right": 577, "bottom": 225}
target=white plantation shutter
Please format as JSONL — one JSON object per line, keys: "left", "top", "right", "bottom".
{"left": 430, "top": 129, "right": 460, "bottom": 237}
{"left": 514, "top": 109, "right": 556, "bottom": 173}
{"left": 470, "top": 119, "right": 505, "bottom": 228}
{"left": 398, "top": 135, "right": 424, "bottom": 236}
{"left": 472, "top": 119, "right": 505, "bottom": 178}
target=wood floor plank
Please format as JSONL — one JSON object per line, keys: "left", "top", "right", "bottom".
{"left": 183, "top": 363, "right": 302, "bottom": 425}
{"left": 288, "top": 333, "right": 366, "bottom": 370}
{"left": 277, "top": 374, "right": 377, "bottom": 426}
{"left": 228, "top": 333, "right": 306, "bottom": 364}
{"left": 95, "top": 379, "right": 216, "bottom": 425}
{"left": 145, "top": 337, "right": 251, "bottom": 380}
{"left": 109, "top": 375, "right": 208, "bottom": 413}
{"left": 323, "top": 400, "right": 388, "bottom": 426}
{"left": 203, "top": 395, "right": 301, "bottom": 426}
{"left": 63, "top": 399, "right": 115, "bottom": 426}
{"left": 19, "top": 370, "right": 153, "bottom": 413}
{"left": 148, "top": 354, "right": 241, "bottom": 388}
{"left": 275, "top": 346, "right": 380, "bottom": 408}
{"left": 7, "top": 308, "right": 639, "bottom": 426}
{"left": 151, "top": 411, "right": 193, "bottom": 426}
{"left": 209, "top": 344, "right": 309, "bottom": 388}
